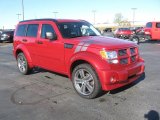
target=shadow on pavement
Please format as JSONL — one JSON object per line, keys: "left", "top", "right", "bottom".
{"left": 140, "top": 40, "right": 160, "bottom": 44}
{"left": 31, "top": 67, "right": 68, "bottom": 78}
{"left": 144, "top": 110, "right": 159, "bottom": 120}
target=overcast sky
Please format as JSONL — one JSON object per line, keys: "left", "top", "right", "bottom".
{"left": 0, "top": 0, "right": 160, "bottom": 29}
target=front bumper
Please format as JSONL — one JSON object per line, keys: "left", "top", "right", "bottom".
{"left": 98, "top": 59, "right": 145, "bottom": 91}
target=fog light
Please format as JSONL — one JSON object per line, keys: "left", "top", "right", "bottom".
{"left": 110, "top": 76, "right": 117, "bottom": 83}
{"left": 108, "top": 59, "right": 119, "bottom": 64}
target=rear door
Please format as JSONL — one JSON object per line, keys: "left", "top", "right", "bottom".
{"left": 25, "top": 24, "right": 39, "bottom": 63}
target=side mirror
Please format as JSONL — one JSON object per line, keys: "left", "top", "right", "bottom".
{"left": 46, "top": 32, "right": 57, "bottom": 40}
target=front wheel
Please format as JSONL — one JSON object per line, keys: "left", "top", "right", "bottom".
{"left": 17, "top": 52, "right": 31, "bottom": 75}
{"left": 72, "top": 64, "right": 102, "bottom": 99}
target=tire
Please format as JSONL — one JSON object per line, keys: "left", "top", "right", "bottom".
{"left": 145, "top": 35, "right": 151, "bottom": 40}
{"left": 17, "top": 52, "right": 31, "bottom": 75}
{"left": 131, "top": 36, "right": 139, "bottom": 44}
{"left": 72, "top": 63, "right": 102, "bottom": 99}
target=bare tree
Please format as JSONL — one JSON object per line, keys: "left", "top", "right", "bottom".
{"left": 120, "top": 20, "right": 131, "bottom": 27}
{"left": 114, "top": 13, "right": 123, "bottom": 26}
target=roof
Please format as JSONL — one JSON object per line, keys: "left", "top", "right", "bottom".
{"left": 19, "top": 18, "right": 84, "bottom": 23}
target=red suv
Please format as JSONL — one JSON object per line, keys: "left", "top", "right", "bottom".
{"left": 114, "top": 28, "right": 133, "bottom": 39}
{"left": 13, "top": 19, "right": 145, "bottom": 99}
{"left": 144, "top": 22, "right": 160, "bottom": 40}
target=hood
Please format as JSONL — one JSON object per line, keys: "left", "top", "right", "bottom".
{"left": 73, "top": 36, "right": 137, "bottom": 50}
{"left": 120, "top": 30, "right": 132, "bottom": 34}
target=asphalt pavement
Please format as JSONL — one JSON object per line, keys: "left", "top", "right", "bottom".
{"left": 0, "top": 41, "right": 160, "bottom": 120}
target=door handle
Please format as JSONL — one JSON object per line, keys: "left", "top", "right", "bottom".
{"left": 22, "top": 39, "right": 27, "bottom": 42}
{"left": 37, "top": 41, "right": 43, "bottom": 44}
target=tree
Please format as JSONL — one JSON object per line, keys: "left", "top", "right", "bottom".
{"left": 119, "top": 20, "right": 131, "bottom": 27}
{"left": 113, "top": 13, "right": 123, "bottom": 26}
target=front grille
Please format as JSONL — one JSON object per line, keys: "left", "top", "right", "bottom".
{"left": 131, "top": 55, "right": 136, "bottom": 62}
{"left": 118, "top": 49, "right": 127, "bottom": 56}
{"left": 118, "top": 47, "right": 138, "bottom": 65}
{"left": 130, "top": 48, "right": 136, "bottom": 54}
{"left": 120, "top": 58, "right": 128, "bottom": 64}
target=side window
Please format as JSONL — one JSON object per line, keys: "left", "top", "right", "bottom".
{"left": 146, "top": 22, "right": 152, "bottom": 28}
{"left": 156, "top": 23, "right": 160, "bottom": 28}
{"left": 41, "top": 24, "right": 55, "bottom": 38}
{"left": 16, "top": 24, "right": 27, "bottom": 36}
{"left": 26, "top": 24, "right": 39, "bottom": 37}
{"left": 81, "top": 25, "right": 95, "bottom": 36}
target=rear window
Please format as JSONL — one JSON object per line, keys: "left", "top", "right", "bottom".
{"left": 15, "top": 24, "right": 27, "bottom": 36}
{"left": 146, "top": 22, "right": 152, "bottom": 28}
{"left": 156, "top": 23, "right": 160, "bottom": 28}
{"left": 26, "top": 24, "right": 39, "bottom": 37}
{"left": 119, "top": 28, "right": 129, "bottom": 30}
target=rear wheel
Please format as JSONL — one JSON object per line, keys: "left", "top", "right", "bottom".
{"left": 145, "top": 35, "right": 151, "bottom": 40}
{"left": 72, "top": 63, "right": 102, "bottom": 99}
{"left": 131, "top": 36, "right": 139, "bottom": 44}
{"left": 17, "top": 53, "right": 31, "bottom": 75}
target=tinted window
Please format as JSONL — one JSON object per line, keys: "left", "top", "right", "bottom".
{"left": 156, "top": 23, "right": 160, "bottom": 28}
{"left": 26, "top": 24, "right": 39, "bottom": 37}
{"left": 119, "top": 28, "right": 129, "bottom": 30}
{"left": 146, "top": 22, "right": 152, "bottom": 28}
{"left": 41, "top": 24, "right": 55, "bottom": 38}
{"left": 58, "top": 22, "right": 100, "bottom": 38}
{"left": 16, "top": 24, "right": 27, "bottom": 36}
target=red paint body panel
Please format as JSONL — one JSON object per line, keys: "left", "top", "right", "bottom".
{"left": 144, "top": 22, "right": 160, "bottom": 40}
{"left": 13, "top": 19, "right": 145, "bottom": 91}
{"left": 114, "top": 28, "right": 133, "bottom": 39}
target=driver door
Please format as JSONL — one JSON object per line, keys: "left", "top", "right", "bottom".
{"left": 35, "top": 22, "right": 65, "bottom": 73}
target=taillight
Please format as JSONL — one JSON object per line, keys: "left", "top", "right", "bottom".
{"left": 144, "top": 29, "right": 151, "bottom": 35}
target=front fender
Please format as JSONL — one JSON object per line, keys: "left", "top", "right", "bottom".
{"left": 68, "top": 51, "right": 111, "bottom": 78}
{"left": 15, "top": 44, "right": 34, "bottom": 68}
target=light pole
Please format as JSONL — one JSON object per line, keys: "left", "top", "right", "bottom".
{"left": 16, "top": 13, "right": 21, "bottom": 21}
{"left": 22, "top": 0, "right": 24, "bottom": 20}
{"left": 52, "top": 12, "right": 58, "bottom": 18}
{"left": 131, "top": 8, "right": 137, "bottom": 26}
{"left": 92, "top": 10, "right": 96, "bottom": 25}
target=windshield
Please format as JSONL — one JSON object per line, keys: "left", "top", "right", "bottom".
{"left": 57, "top": 22, "right": 101, "bottom": 38}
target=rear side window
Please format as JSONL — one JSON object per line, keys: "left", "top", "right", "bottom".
{"left": 146, "top": 22, "right": 152, "bottom": 28}
{"left": 156, "top": 23, "right": 160, "bottom": 28}
{"left": 26, "top": 24, "right": 39, "bottom": 37}
{"left": 41, "top": 24, "right": 55, "bottom": 38}
{"left": 16, "top": 24, "right": 27, "bottom": 36}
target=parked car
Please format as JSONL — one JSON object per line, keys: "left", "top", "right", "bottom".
{"left": 103, "top": 28, "right": 112, "bottom": 32}
{"left": 143, "top": 22, "right": 160, "bottom": 40}
{"left": 13, "top": 19, "right": 145, "bottom": 99}
{"left": 0, "top": 30, "right": 14, "bottom": 43}
{"left": 129, "top": 28, "right": 146, "bottom": 44}
{"left": 0, "top": 30, "right": 3, "bottom": 35}
{"left": 114, "top": 28, "right": 133, "bottom": 39}
{"left": 130, "top": 27, "right": 143, "bottom": 34}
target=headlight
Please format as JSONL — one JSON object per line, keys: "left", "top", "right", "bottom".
{"left": 106, "top": 51, "right": 117, "bottom": 59}
{"left": 100, "top": 49, "right": 118, "bottom": 64}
